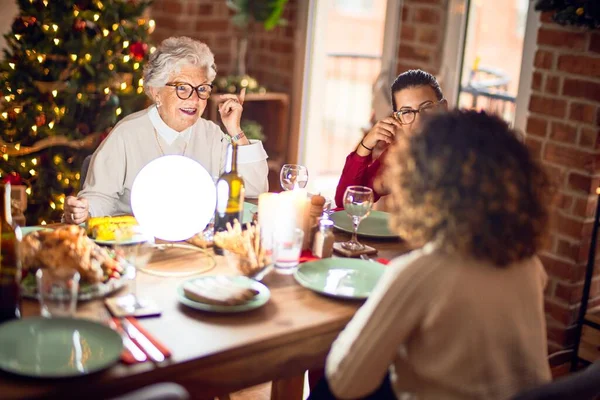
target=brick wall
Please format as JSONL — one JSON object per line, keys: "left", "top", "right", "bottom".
{"left": 525, "top": 13, "right": 600, "bottom": 355}
{"left": 149, "top": 0, "right": 298, "bottom": 93}
{"left": 395, "top": 0, "right": 448, "bottom": 76}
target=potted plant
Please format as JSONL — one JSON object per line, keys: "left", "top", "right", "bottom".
{"left": 226, "top": 0, "right": 289, "bottom": 77}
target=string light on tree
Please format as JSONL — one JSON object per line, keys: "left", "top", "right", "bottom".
{"left": 1, "top": 0, "right": 152, "bottom": 223}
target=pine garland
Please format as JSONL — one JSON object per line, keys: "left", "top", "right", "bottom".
{"left": 534, "top": 0, "right": 600, "bottom": 29}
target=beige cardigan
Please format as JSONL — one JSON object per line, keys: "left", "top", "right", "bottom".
{"left": 326, "top": 243, "right": 551, "bottom": 400}
{"left": 79, "top": 106, "right": 268, "bottom": 217}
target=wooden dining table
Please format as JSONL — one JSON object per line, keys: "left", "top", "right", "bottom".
{"left": 0, "top": 223, "right": 412, "bottom": 400}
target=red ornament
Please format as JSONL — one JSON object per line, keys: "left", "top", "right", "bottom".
{"left": 73, "top": 18, "right": 86, "bottom": 32}
{"left": 22, "top": 16, "right": 37, "bottom": 27}
{"left": 2, "top": 172, "right": 23, "bottom": 186}
{"left": 129, "top": 42, "right": 148, "bottom": 61}
{"left": 35, "top": 113, "right": 46, "bottom": 126}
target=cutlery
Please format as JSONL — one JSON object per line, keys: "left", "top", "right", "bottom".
{"left": 108, "top": 319, "right": 147, "bottom": 363}
{"left": 120, "top": 318, "right": 165, "bottom": 363}
{"left": 360, "top": 254, "right": 375, "bottom": 263}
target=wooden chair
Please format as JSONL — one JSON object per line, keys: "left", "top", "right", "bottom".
{"left": 512, "top": 361, "right": 600, "bottom": 400}
{"left": 81, "top": 154, "right": 92, "bottom": 187}
{"left": 110, "top": 382, "right": 189, "bottom": 400}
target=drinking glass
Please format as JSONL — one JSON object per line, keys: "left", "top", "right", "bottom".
{"left": 202, "top": 174, "right": 220, "bottom": 242}
{"left": 273, "top": 228, "right": 304, "bottom": 273}
{"left": 342, "top": 186, "right": 374, "bottom": 251}
{"left": 280, "top": 164, "right": 309, "bottom": 191}
{"left": 113, "top": 236, "right": 155, "bottom": 313}
{"left": 36, "top": 268, "right": 80, "bottom": 318}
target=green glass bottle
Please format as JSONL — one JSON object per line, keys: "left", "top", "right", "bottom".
{"left": 0, "top": 183, "right": 22, "bottom": 324}
{"left": 214, "top": 143, "right": 245, "bottom": 255}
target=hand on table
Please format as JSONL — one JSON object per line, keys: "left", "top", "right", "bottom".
{"left": 64, "top": 196, "right": 89, "bottom": 224}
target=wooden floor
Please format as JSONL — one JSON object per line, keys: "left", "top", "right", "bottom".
{"left": 230, "top": 383, "right": 271, "bottom": 400}
{"left": 228, "top": 375, "right": 310, "bottom": 400}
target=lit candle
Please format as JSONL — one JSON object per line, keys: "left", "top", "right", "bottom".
{"left": 258, "top": 192, "right": 279, "bottom": 251}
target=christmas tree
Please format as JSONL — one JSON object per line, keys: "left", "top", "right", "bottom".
{"left": 535, "top": 0, "right": 600, "bottom": 29}
{"left": 0, "top": 0, "right": 154, "bottom": 224}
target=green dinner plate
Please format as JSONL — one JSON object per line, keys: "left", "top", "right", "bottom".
{"left": 177, "top": 275, "right": 270, "bottom": 313}
{"left": 20, "top": 226, "right": 51, "bottom": 235}
{"left": 294, "top": 258, "right": 386, "bottom": 299}
{"left": 0, "top": 317, "right": 122, "bottom": 378}
{"left": 330, "top": 210, "right": 396, "bottom": 238}
{"left": 94, "top": 234, "right": 151, "bottom": 246}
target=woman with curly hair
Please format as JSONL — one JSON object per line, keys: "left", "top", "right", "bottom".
{"left": 318, "top": 110, "right": 553, "bottom": 399}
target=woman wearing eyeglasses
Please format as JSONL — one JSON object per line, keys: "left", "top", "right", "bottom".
{"left": 64, "top": 36, "right": 268, "bottom": 223}
{"left": 334, "top": 69, "right": 447, "bottom": 208}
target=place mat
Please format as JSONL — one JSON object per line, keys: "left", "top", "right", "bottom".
{"left": 139, "top": 243, "right": 216, "bottom": 277}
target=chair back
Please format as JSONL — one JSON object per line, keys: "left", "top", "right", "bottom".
{"left": 80, "top": 155, "right": 92, "bottom": 187}
{"left": 512, "top": 362, "right": 600, "bottom": 400}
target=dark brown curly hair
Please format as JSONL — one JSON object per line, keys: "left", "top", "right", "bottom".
{"left": 379, "top": 110, "right": 553, "bottom": 267}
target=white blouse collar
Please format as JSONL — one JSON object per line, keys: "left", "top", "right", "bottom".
{"left": 148, "top": 105, "right": 192, "bottom": 146}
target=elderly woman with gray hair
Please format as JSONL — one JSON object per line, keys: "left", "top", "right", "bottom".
{"left": 64, "top": 36, "right": 268, "bottom": 224}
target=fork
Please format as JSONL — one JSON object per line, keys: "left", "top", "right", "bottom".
{"left": 360, "top": 254, "right": 375, "bottom": 263}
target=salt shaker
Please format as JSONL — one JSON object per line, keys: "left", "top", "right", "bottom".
{"left": 312, "top": 219, "right": 335, "bottom": 258}
{"left": 308, "top": 195, "right": 326, "bottom": 248}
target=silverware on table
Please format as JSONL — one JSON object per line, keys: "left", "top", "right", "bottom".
{"left": 120, "top": 318, "right": 165, "bottom": 363}
{"left": 360, "top": 254, "right": 375, "bottom": 263}
{"left": 108, "top": 319, "right": 147, "bottom": 363}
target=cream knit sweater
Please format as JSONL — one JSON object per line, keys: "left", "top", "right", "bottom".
{"left": 326, "top": 243, "right": 551, "bottom": 400}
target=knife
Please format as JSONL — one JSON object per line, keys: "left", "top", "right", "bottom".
{"left": 108, "top": 319, "right": 147, "bottom": 363}
{"left": 120, "top": 318, "right": 166, "bottom": 363}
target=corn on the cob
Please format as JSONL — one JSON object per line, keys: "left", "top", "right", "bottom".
{"left": 87, "top": 215, "right": 138, "bottom": 241}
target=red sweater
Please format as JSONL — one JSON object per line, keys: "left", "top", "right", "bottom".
{"left": 335, "top": 149, "right": 386, "bottom": 207}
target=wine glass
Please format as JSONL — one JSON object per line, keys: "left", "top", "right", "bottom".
{"left": 280, "top": 164, "right": 309, "bottom": 191}
{"left": 112, "top": 233, "right": 155, "bottom": 313}
{"left": 342, "top": 186, "right": 374, "bottom": 251}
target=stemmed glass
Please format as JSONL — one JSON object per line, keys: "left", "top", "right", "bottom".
{"left": 280, "top": 164, "right": 309, "bottom": 191}
{"left": 112, "top": 233, "right": 155, "bottom": 313}
{"left": 342, "top": 186, "right": 374, "bottom": 251}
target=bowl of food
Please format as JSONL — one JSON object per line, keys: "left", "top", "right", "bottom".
{"left": 214, "top": 220, "right": 273, "bottom": 281}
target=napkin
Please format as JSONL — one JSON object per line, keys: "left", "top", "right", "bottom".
{"left": 299, "top": 249, "right": 319, "bottom": 263}
{"left": 113, "top": 317, "right": 171, "bottom": 364}
{"left": 299, "top": 249, "right": 390, "bottom": 265}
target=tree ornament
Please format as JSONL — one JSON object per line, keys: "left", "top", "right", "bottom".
{"left": 2, "top": 172, "right": 23, "bottom": 185}
{"left": 11, "top": 17, "right": 28, "bottom": 34}
{"left": 35, "top": 113, "right": 46, "bottom": 126}
{"left": 73, "top": 18, "right": 86, "bottom": 32}
{"left": 129, "top": 42, "right": 148, "bottom": 61}
{"left": 76, "top": 122, "right": 90, "bottom": 135}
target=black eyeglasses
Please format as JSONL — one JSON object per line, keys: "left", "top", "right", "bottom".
{"left": 165, "top": 82, "right": 214, "bottom": 100}
{"left": 393, "top": 99, "right": 446, "bottom": 125}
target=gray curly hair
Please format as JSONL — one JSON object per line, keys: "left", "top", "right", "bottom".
{"left": 143, "top": 36, "right": 217, "bottom": 100}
